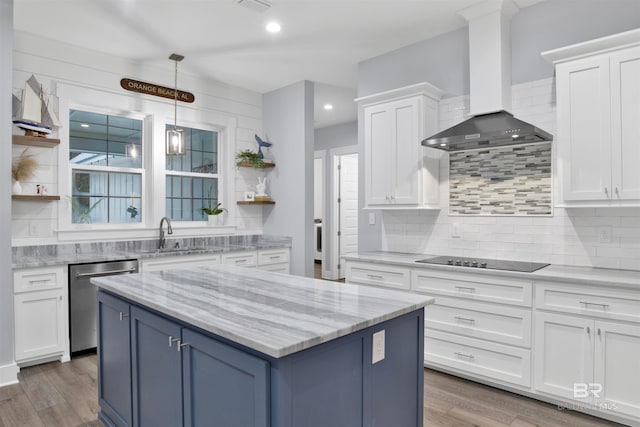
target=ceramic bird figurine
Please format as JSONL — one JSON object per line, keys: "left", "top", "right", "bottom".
{"left": 255, "top": 134, "right": 272, "bottom": 159}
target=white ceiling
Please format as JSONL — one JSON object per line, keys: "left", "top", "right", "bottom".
{"left": 13, "top": 0, "right": 546, "bottom": 129}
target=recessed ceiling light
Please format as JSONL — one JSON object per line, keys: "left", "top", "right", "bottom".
{"left": 81, "top": 123, "right": 89, "bottom": 128}
{"left": 323, "top": 104, "right": 333, "bottom": 110}
{"left": 266, "top": 22, "right": 281, "bottom": 33}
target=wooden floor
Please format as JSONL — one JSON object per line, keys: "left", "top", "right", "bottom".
{"left": 0, "top": 354, "right": 624, "bottom": 427}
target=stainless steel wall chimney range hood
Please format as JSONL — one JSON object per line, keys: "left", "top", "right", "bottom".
{"left": 422, "top": 0, "right": 553, "bottom": 152}
{"left": 422, "top": 110, "right": 552, "bottom": 151}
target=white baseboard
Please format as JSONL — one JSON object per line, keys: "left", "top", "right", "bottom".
{"left": 0, "top": 361, "right": 19, "bottom": 387}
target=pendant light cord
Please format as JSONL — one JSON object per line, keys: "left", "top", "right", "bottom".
{"left": 173, "top": 58, "right": 178, "bottom": 130}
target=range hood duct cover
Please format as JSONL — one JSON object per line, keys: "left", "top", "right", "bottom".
{"left": 422, "top": 110, "right": 552, "bottom": 151}
{"left": 421, "top": 0, "right": 553, "bottom": 152}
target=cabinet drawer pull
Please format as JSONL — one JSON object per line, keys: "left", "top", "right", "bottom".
{"left": 235, "top": 259, "right": 246, "bottom": 264}
{"left": 454, "top": 316, "right": 475, "bottom": 324}
{"left": 455, "top": 286, "right": 476, "bottom": 293}
{"left": 580, "top": 301, "right": 610, "bottom": 309}
{"left": 177, "top": 341, "right": 190, "bottom": 352}
{"left": 28, "top": 279, "right": 51, "bottom": 284}
{"left": 119, "top": 312, "right": 129, "bottom": 321}
{"left": 367, "top": 274, "right": 383, "bottom": 280}
{"left": 269, "top": 256, "right": 280, "bottom": 260}
{"left": 168, "top": 336, "right": 179, "bottom": 348}
{"left": 454, "top": 351, "right": 475, "bottom": 360}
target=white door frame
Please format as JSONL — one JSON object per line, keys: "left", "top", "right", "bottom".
{"left": 327, "top": 146, "right": 358, "bottom": 280}
{"left": 314, "top": 150, "right": 328, "bottom": 277}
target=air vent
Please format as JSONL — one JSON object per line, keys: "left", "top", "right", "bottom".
{"left": 235, "top": 0, "right": 271, "bottom": 12}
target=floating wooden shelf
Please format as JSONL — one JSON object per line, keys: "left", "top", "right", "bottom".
{"left": 12, "top": 135, "right": 60, "bottom": 148}
{"left": 237, "top": 200, "right": 275, "bottom": 205}
{"left": 236, "top": 161, "right": 275, "bottom": 168}
{"left": 12, "top": 195, "right": 61, "bottom": 201}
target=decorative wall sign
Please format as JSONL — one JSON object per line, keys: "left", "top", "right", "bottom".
{"left": 449, "top": 143, "right": 552, "bottom": 216}
{"left": 120, "top": 78, "right": 195, "bottom": 103}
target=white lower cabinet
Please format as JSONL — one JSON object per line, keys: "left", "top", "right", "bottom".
{"left": 534, "top": 281, "right": 640, "bottom": 424}
{"left": 139, "top": 254, "right": 221, "bottom": 272}
{"left": 13, "top": 266, "right": 68, "bottom": 365}
{"left": 344, "top": 258, "right": 640, "bottom": 425}
{"left": 256, "top": 248, "right": 290, "bottom": 273}
{"left": 413, "top": 270, "right": 533, "bottom": 389}
{"left": 345, "top": 262, "right": 411, "bottom": 290}
{"left": 221, "top": 251, "right": 257, "bottom": 267}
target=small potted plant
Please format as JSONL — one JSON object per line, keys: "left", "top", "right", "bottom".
{"left": 236, "top": 149, "right": 264, "bottom": 168}
{"left": 201, "top": 188, "right": 226, "bottom": 225}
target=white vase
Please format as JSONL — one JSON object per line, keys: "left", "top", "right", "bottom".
{"left": 12, "top": 181, "right": 22, "bottom": 195}
{"left": 207, "top": 214, "right": 224, "bottom": 226}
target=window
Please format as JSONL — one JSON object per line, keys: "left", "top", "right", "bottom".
{"left": 69, "top": 110, "right": 143, "bottom": 224}
{"left": 165, "top": 126, "right": 220, "bottom": 221}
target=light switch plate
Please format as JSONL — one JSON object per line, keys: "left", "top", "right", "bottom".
{"left": 372, "top": 329, "right": 385, "bottom": 364}
{"left": 368, "top": 212, "right": 376, "bottom": 225}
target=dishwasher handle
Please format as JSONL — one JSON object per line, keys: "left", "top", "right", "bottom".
{"left": 75, "top": 268, "right": 137, "bottom": 278}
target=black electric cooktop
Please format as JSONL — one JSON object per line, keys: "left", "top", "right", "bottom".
{"left": 415, "top": 255, "right": 549, "bottom": 273}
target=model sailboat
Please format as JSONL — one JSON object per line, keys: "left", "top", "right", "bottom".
{"left": 12, "top": 75, "right": 60, "bottom": 137}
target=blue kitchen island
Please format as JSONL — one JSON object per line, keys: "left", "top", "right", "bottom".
{"left": 93, "top": 265, "right": 434, "bottom": 427}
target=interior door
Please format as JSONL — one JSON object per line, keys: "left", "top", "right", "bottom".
{"left": 337, "top": 153, "right": 358, "bottom": 279}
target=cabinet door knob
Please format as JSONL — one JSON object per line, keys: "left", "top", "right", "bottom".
{"left": 119, "top": 312, "right": 129, "bottom": 321}
{"left": 604, "top": 187, "right": 609, "bottom": 197}
{"left": 586, "top": 326, "right": 591, "bottom": 334}
{"left": 168, "top": 336, "right": 179, "bottom": 348}
{"left": 597, "top": 328, "right": 601, "bottom": 336}
{"left": 177, "top": 341, "right": 190, "bottom": 352}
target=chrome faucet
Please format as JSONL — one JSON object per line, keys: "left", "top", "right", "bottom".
{"left": 159, "top": 217, "right": 173, "bottom": 249}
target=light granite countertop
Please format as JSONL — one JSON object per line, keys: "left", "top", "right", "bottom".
{"left": 12, "top": 234, "right": 291, "bottom": 269}
{"left": 343, "top": 252, "right": 640, "bottom": 289}
{"left": 92, "top": 264, "right": 434, "bottom": 358}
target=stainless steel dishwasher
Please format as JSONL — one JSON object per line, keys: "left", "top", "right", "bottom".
{"left": 69, "top": 259, "right": 138, "bottom": 356}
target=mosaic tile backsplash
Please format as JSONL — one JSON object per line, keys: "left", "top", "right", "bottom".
{"left": 449, "top": 143, "right": 551, "bottom": 215}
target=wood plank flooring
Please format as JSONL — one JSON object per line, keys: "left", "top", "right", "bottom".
{"left": 0, "top": 354, "right": 625, "bottom": 426}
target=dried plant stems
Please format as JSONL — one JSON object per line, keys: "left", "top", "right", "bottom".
{"left": 12, "top": 148, "right": 38, "bottom": 181}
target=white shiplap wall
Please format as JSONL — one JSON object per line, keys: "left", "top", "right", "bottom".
{"left": 381, "top": 78, "right": 640, "bottom": 271}
{"left": 11, "top": 31, "right": 265, "bottom": 245}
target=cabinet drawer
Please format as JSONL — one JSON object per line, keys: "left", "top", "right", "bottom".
{"left": 425, "top": 329, "right": 531, "bottom": 388}
{"left": 140, "top": 254, "right": 221, "bottom": 272}
{"left": 412, "top": 270, "right": 532, "bottom": 307}
{"left": 222, "top": 251, "right": 257, "bottom": 267}
{"left": 425, "top": 296, "right": 531, "bottom": 347}
{"left": 256, "top": 263, "right": 290, "bottom": 274}
{"left": 535, "top": 281, "right": 640, "bottom": 323}
{"left": 14, "top": 266, "right": 65, "bottom": 293}
{"left": 345, "top": 262, "right": 410, "bottom": 290}
{"left": 258, "top": 249, "right": 290, "bottom": 266}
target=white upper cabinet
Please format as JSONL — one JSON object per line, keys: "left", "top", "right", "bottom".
{"left": 544, "top": 29, "right": 640, "bottom": 205}
{"left": 357, "top": 83, "right": 443, "bottom": 209}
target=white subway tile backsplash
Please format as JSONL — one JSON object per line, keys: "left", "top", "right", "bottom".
{"left": 380, "top": 78, "right": 640, "bottom": 270}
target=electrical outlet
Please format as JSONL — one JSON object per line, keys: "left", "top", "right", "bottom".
{"left": 28, "top": 222, "right": 39, "bottom": 236}
{"left": 452, "top": 222, "right": 461, "bottom": 238}
{"left": 368, "top": 212, "right": 376, "bottom": 225}
{"left": 372, "top": 330, "right": 385, "bottom": 364}
{"left": 598, "top": 227, "right": 612, "bottom": 244}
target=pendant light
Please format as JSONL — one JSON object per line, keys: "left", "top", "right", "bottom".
{"left": 166, "top": 53, "right": 186, "bottom": 156}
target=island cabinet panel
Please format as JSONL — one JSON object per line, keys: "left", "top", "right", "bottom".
{"left": 131, "top": 306, "right": 183, "bottom": 427}
{"left": 182, "top": 328, "right": 269, "bottom": 427}
{"left": 271, "top": 311, "right": 424, "bottom": 427}
{"left": 97, "top": 292, "right": 132, "bottom": 427}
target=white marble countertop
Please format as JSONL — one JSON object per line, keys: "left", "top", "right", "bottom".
{"left": 92, "top": 264, "right": 434, "bottom": 358}
{"left": 343, "top": 252, "right": 640, "bottom": 289}
{"left": 12, "top": 235, "right": 291, "bottom": 269}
